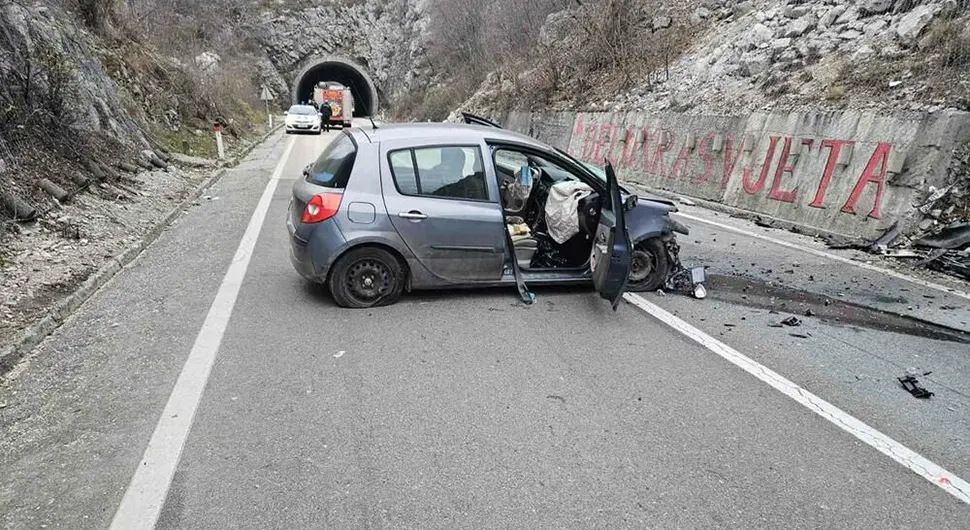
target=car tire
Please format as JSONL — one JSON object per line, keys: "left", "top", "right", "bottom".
{"left": 626, "top": 238, "right": 669, "bottom": 292}
{"left": 328, "top": 247, "right": 406, "bottom": 308}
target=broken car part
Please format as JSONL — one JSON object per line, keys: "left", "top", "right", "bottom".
{"left": 898, "top": 375, "right": 934, "bottom": 399}
{"left": 916, "top": 222, "right": 970, "bottom": 250}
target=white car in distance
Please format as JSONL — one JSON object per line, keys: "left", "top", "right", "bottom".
{"left": 284, "top": 105, "right": 322, "bottom": 134}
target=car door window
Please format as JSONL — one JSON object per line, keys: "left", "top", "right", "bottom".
{"left": 389, "top": 150, "right": 418, "bottom": 194}
{"left": 388, "top": 146, "right": 489, "bottom": 202}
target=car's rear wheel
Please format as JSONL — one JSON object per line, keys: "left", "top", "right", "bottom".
{"left": 627, "top": 238, "right": 669, "bottom": 292}
{"left": 328, "top": 247, "right": 405, "bottom": 308}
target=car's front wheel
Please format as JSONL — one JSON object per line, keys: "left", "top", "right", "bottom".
{"left": 328, "top": 247, "right": 406, "bottom": 308}
{"left": 626, "top": 238, "right": 670, "bottom": 292}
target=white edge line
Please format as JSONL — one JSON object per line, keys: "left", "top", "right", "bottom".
{"left": 676, "top": 211, "right": 970, "bottom": 302}
{"left": 623, "top": 292, "right": 970, "bottom": 506}
{"left": 108, "top": 134, "right": 297, "bottom": 530}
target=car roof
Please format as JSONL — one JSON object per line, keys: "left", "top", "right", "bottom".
{"left": 353, "top": 123, "right": 553, "bottom": 151}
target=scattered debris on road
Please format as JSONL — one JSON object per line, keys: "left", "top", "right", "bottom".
{"left": 333, "top": 350, "right": 346, "bottom": 358}
{"left": 781, "top": 316, "right": 802, "bottom": 327}
{"left": 898, "top": 375, "right": 934, "bottom": 399}
{"left": 665, "top": 261, "right": 708, "bottom": 300}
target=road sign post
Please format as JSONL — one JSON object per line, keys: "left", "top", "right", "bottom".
{"left": 213, "top": 123, "right": 225, "bottom": 160}
{"left": 259, "top": 85, "right": 275, "bottom": 130}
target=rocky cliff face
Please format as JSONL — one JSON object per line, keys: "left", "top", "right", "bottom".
{"left": 0, "top": 1, "right": 149, "bottom": 150}
{"left": 245, "top": 0, "right": 431, "bottom": 107}
{"left": 462, "top": 0, "right": 970, "bottom": 116}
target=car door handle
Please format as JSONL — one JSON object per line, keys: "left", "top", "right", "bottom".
{"left": 398, "top": 211, "right": 428, "bottom": 220}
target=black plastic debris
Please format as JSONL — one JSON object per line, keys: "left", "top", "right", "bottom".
{"left": 926, "top": 251, "right": 970, "bottom": 281}
{"left": 823, "top": 233, "right": 870, "bottom": 250}
{"left": 898, "top": 375, "right": 934, "bottom": 399}
{"left": 916, "top": 222, "right": 970, "bottom": 250}
{"left": 663, "top": 240, "right": 708, "bottom": 299}
{"left": 781, "top": 316, "right": 802, "bottom": 327}
{"left": 868, "top": 221, "right": 901, "bottom": 253}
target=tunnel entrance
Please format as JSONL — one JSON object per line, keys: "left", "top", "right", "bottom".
{"left": 292, "top": 57, "right": 379, "bottom": 117}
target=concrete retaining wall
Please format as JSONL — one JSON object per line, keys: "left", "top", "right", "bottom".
{"left": 499, "top": 110, "right": 970, "bottom": 239}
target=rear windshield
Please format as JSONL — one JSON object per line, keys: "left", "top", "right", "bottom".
{"left": 307, "top": 133, "right": 356, "bottom": 188}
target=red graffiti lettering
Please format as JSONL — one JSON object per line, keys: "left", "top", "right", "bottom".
{"left": 650, "top": 130, "right": 674, "bottom": 176}
{"left": 810, "top": 139, "right": 855, "bottom": 208}
{"left": 767, "top": 137, "right": 799, "bottom": 203}
{"left": 581, "top": 123, "right": 597, "bottom": 161}
{"left": 669, "top": 144, "right": 692, "bottom": 180}
{"left": 722, "top": 134, "right": 745, "bottom": 188}
{"left": 693, "top": 131, "right": 717, "bottom": 184}
{"left": 605, "top": 124, "right": 621, "bottom": 162}
{"left": 620, "top": 128, "right": 641, "bottom": 168}
{"left": 842, "top": 142, "right": 890, "bottom": 219}
{"left": 641, "top": 127, "right": 653, "bottom": 173}
{"left": 593, "top": 124, "right": 608, "bottom": 161}
{"left": 742, "top": 136, "right": 780, "bottom": 194}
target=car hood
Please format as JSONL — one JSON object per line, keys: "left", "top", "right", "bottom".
{"left": 632, "top": 194, "right": 677, "bottom": 212}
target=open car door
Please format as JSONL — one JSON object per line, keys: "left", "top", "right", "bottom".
{"left": 590, "top": 162, "right": 633, "bottom": 311}
{"left": 461, "top": 112, "right": 503, "bottom": 128}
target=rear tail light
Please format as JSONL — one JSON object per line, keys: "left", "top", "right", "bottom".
{"left": 302, "top": 192, "right": 342, "bottom": 223}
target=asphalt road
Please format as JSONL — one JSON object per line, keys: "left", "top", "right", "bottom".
{"left": 2, "top": 124, "right": 969, "bottom": 529}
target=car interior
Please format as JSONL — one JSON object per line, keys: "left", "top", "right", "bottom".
{"left": 493, "top": 148, "right": 604, "bottom": 272}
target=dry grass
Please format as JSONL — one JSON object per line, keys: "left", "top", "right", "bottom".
{"left": 838, "top": 15, "right": 970, "bottom": 110}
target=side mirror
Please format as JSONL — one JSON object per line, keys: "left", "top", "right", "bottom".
{"left": 624, "top": 194, "right": 638, "bottom": 212}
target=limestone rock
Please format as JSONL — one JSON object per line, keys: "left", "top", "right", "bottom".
{"left": 861, "top": 0, "right": 894, "bottom": 15}
{"left": 194, "top": 52, "right": 221, "bottom": 72}
{"left": 896, "top": 5, "right": 938, "bottom": 44}
{"left": 741, "top": 51, "right": 772, "bottom": 76}
{"left": 786, "top": 15, "right": 817, "bottom": 37}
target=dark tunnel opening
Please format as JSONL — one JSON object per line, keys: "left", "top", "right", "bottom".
{"left": 293, "top": 60, "right": 378, "bottom": 117}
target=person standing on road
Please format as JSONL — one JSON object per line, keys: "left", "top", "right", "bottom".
{"left": 319, "top": 101, "right": 333, "bottom": 132}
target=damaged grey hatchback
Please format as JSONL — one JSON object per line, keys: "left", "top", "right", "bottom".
{"left": 286, "top": 118, "right": 689, "bottom": 309}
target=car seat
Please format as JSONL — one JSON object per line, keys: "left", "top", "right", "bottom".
{"left": 511, "top": 234, "right": 539, "bottom": 270}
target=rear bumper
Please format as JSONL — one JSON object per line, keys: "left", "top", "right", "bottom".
{"left": 287, "top": 216, "right": 346, "bottom": 283}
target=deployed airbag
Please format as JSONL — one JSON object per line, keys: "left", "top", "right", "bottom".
{"left": 544, "top": 181, "right": 593, "bottom": 244}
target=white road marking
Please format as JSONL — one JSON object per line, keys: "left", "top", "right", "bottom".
{"left": 676, "top": 212, "right": 970, "bottom": 302}
{"left": 109, "top": 135, "right": 297, "bottom": 530}
{"left": 623, "top": 292, "right": 970, "bottom": 506}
